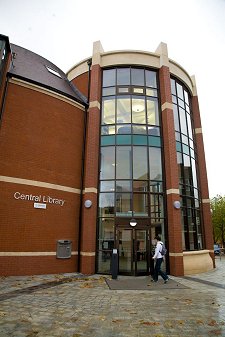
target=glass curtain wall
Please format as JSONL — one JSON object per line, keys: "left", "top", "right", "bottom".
{"left": 171, "top": 78, "right": 203, "bottom": 251}
{"left": 97, "top": 67, "right": 165, "bottom": 273}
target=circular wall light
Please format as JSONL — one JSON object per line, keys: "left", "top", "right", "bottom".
{"left": 84, "top": 200, "right": 92, "bottom": 208}
{"left": 173, "top": 201, "right": 181, "bottom": 209}
{"left": 130, "top": 218, "right": 137, "bottom": 227}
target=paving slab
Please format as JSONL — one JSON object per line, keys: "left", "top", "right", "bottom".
{"left": 0, "top": 256, "right": 224, "bottom": 336}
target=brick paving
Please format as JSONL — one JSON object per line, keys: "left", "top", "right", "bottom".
{"left": 0, "top": 256, "right": 224, "bottom": 337}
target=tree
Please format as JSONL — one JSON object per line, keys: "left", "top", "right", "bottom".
{"left": 211, "top": 195, "right": 225, "bottom": 247}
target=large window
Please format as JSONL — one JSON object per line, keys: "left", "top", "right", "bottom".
{"left": 97, "top": 67, "right": 165, "bottom": 273}
{"left": 171, "top": 78, "right": 203, "bottom": 251}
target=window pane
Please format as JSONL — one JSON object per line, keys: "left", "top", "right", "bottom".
{"left": 176, "top": 83, "right": 184, "bottom": 99}
{"left": 116, "top": 135, "right": 132, "bottom": 145}
{"left": 117, "top": 68, "right": 130, "bottom": 85}
{"left": 116, "top": 180, "right": 132, "bottom": 192}
{"left": 118, "top": 87, "right": 129, "bottom": 94}
{"left": 103, "top": 69, "right": 116, "bottom": 87}
{"left": 100, "top": 147, "right": 115, "bottom": 179}
{"left": 117, "top": 124, "right": 132, "bottom": 134}
{"left": 173, "top": 104, "right": 180, "bottom": 131}
{"left": 101, "top": 135, "right": 115, "bottom": 146}
{"left": 100, "top": 181, "right": 115, "bottom": 192}
{"left": 132, "top": 125, "right": 147, "bottom": 134}
{"left": 117, "top": 96, "right": 131, "bottom": 123}
{"left": 132, "top": 96, "right": 146, "bottom": 124}
{"left": 179, "top": 107, "right": 188, "bottom": 135}
{"left": 102, "top": 97, "right": 115, "bottom": 124}
{"left": 145, "top": 70, "right": 157, "bottom": 88}
{"left": 99, "top": 193, "right": 115, "bottom": 217}
{"left": 131, "top": 68, "right": 144, "bottom": 86}
{"left": 146, "top": 88, "right": 157, "bottom": 97}
{"left": 116, "top": 146, "right": 132, "bottom": 179}
{"left": 116, "top": 193, "right": 132, "bottom": 216}
{"left": 97, "top": 218, "right": 114, "bottom": 273}
{"left": 147, "top": 98, "right": 159, "bottom": 125}
{"left": 191, "top": 159, "right": 198, "bottom": 188}
{"left": 102, "top": 87, "right": 116, "bottom": 96}
{"left": 184, "top": 90, "right": 189, "bottom": 104}
{"left": 171, "top": 79, "right": 176, "bottom": 95}
{"left": 133, "top": 146, "right": 148, "bottom": 180}
{"left": 133, "top": 180, "right": 148, "bottom": 192}
{"left": 133, "top": 135, "right": 148, "bottom": 145}
{"left": 150, "top": 181, "right": 163, "bottom": 193}
{"left": 150, "top": 194, "right": 164, "bottom": 218}
{"left": 147, "top": 126, "right": 160, "bottom": 136}
{"left": 149, "top": 147, "right": 162, "bottom": 180}
{"left": 133, "top": 194, "right": 148, "bottom": 216}
{"left": 186, "top": 114, "right": 193, "bottom": 139}
{"left": 133, "top": 87, "right": 144, "bottom": 94}
{"left": 148, "top": 136, "right": 161, "bottom": 147}
{"left": 101, "top": 125, "right": 115, "bottom": 135}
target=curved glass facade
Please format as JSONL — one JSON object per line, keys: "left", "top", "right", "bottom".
{"left": 97, "top": 67, "right": 165, "bottom": 274}
{"left": 171, "top": 78, "right": 203, "bottom": 251}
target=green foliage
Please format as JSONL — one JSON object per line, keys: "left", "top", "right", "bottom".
{"left": 211, "top": 195, "right": 225, "bottom": 246}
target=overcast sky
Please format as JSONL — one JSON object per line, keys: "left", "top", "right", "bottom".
{"left": 1, "top": 0, "right": 225, "bottom": 198}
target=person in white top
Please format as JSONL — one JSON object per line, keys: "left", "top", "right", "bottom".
{"left": 152, "top": 235, "right": 169, "bottom": 283}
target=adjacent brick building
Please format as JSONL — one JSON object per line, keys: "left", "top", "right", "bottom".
{"left": 0, "top": 34, "right": 214, "bottom": 276}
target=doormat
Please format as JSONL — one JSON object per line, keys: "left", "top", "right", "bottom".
{"left": 105, "top": 276, "right": 188, "bottom": 290}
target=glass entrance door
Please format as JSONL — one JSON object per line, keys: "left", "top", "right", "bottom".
{"left": 117, "top": 228, "right": 149, "bottom": 276}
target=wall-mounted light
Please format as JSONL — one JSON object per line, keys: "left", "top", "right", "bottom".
{"left": 173, "top": 201, "right": 181, "bottom": 209}
{"left": 130, "top": 218, "right": 137, "bottom": 227}
{"left": 84, "top": 200, "right": 92, "bottom": 208}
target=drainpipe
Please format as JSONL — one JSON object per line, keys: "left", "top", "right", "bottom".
{"left": 77, "top": 58, "right": 92, "bottom": 272}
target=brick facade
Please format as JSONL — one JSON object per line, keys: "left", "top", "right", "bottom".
{"left": 0, "top": 81, "right": 85, "bottom": 276}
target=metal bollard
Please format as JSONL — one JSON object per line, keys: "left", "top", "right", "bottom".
{"left": 111, "top": 248, "right": 118, "bottom": 279}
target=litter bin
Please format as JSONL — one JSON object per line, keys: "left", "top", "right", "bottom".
{"left": 111, "top": 248, "right": 118, "bottom": 279}
{"left": 56, "top": 240, "right": 72, "bottom": 259}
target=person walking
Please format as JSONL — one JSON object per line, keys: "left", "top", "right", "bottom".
{"left": 152, "top": 235, "right": 169, "bottom": 283}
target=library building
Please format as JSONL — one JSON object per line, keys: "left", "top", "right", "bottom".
{"left": 0, "top": 34, "right": 214, "bottom": 277}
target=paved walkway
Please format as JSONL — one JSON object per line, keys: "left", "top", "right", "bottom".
{"left": 0, "top": 256, "right": 225, "bottom": 337}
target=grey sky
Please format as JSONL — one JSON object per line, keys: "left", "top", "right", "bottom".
{"left": 1, "top": 0, "right": 225, "bottom": 197}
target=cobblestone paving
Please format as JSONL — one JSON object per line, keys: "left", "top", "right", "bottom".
{"left": 0, "top": 256, "right": 224, "bottom": 337}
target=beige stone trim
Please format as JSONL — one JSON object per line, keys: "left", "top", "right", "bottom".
{"left": 92, "top": 40, "right": 104, "bottom": 66}
{"left": 0, "top": 175, "right": 81, "bottom": 194}
{"left": 101, "top": 50, "right": 160, "bottom": 69}
{"left": 183, "top": 250, "right": 210, "bottom": 256}
{"left": 195, "top": 128, "right": 202, "bottom": 134}
{"left": 202, "top": 199, "right": 210, "bottom": 204}
{"left": 169, "top": 60, "right": 193, "bottom": 94}
{"left": 191, "top": 75, "right": 198, "bottom": 96}
{"left": 155, "top": 42, "right": 169, "bottom": 67}
{"left": 161, "top": 102, "right": 173, "bottom": 111}
{"left": 80, "top": 252, "right": 96, "bottom": 257}
{"left": 89, "top": 101, "right": 101, "bottom": 109}
{"left": 67, "top": 58, "right": 90, "bottom": 81}
{"left": 67, "top": 42, "right": 194, "bottom": 95}
{"left": 169, "top": 252, "right": 183, "bottom": 257}
{"left": 0, "top": 251, "right": 78, "bottom": 256}
{"left": 83, "top": 187, "right": 98, "bottom": 194}
{"left": 166, "top": 189, "right": 180, "bottom": 195}
{"left": 9, "top": 78, "right": 85, "bottom": 111}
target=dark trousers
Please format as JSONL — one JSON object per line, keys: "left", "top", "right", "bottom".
{"left": 153, "top": 258, "right": 167, "bottom": 281}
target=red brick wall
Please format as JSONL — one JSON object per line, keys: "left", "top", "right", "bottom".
{"left": 80, "top": 64, "right": 102, "bottom": 274}
{"left": 0, "top": 82, "right": 85, "bottom": 276}
{"left": 159, "top": 66, "right": 184, "bottom": 276}
{"left": 72, "top": 72, "right": 89, "bottom": 98}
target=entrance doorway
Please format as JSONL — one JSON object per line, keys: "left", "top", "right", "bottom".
{"left": 116, "top": 228, "right": 152, "bottom": 276}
